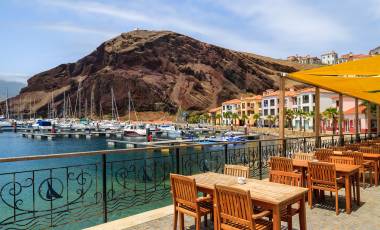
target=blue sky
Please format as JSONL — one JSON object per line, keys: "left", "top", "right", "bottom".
{"left": 1, "top": 0, "right": 380, "bottom": 83}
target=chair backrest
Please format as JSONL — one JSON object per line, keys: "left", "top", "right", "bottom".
{"left": 342, "top": 151, "right": 364, "bottom": 165}
{"left": 328, "top": 156, "right": 354, "bottom": 165}
{"left": 170, "top": 174, "right": 197, "bottom": 208}
{"left": 332, "top": 146, "right": 347, "bottom": 151}
{"left": 308, "top": 161, "right": 337, "bottom": 185}
{"left": 269, "top": 170, "right": 302, "bottom": 187}
{"left": 224, "top": 164, "right": 250, "bottom": 178}
{"left": 270, "top": 156, "right": 293, "bottom": 172}
{"left": 215, "top": 184, "right": 255, "bottom": 229}
{"left": 293, "top": 152, "right": 315, "bottom": 161}
{"left": 315, "top": 148, "right": 333, "bottom": 162}
{"left": 346, "top": 144, "right": 360, "bottom": 151}
{"left": 360, "top": 146, "right": 380, "bottom": 154}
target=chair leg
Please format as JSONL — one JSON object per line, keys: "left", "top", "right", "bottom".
{"left": 179, "top": 213, "right": 184, "bottom": 230}
{"left": 204, "top": 214, "right": 208, "bottom": 227}
{"left": 370, "top": 169, "right": 373, "bottom": 187}
{"left": 196, "top": 215, "right": 201, "bottom": 230}
{"left": 287, "top": 205, "right": 292, "bottom": 230}
{"left": 335, "top": 191, "right": 339, "bottom": 215}
{"left": 173, "top": 209, "right": 178, "bottom": 230}
{"left": 308, "top": 188, "right": 313, "bottom": 208}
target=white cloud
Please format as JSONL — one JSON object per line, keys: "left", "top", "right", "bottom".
{"left": 39, "top": 22, "right": 117, "bottom": 38}
{"left": 0, "top": 73, "right": 29, "bottom": 83}
{"left": 216, "top": 0, "right": 350, "bottom": 46}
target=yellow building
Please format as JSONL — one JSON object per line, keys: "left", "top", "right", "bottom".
{"left": 240, "top": 95, "right": 262, "bottom": 125}
{"left": 208, "top": 106, "right": 222, "bottom": 125}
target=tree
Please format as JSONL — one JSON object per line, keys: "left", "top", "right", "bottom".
{"left": 295, "top": 109, "right": 306, "bottom": 131}
{"left": 215, "top": 113, "right": 222, "bottom": 125}
{"left": 188, "top": 114, "right": 200, "bottom": 124}
{"left": 231, "top": 113, "right": 240, "bottom": 126}
{"left": 285, "top": 109, "right": 295, "bottom": 130}
{"left": 322, "top": 107, "right": 338, "bottom": 134}
{"left": 252, "top": 113, "right": 260, "bottom": 127}
{"left": 267, "top": 115, "right": 276, "bottom": 128}
{"left": 223, "top": 112, "right": 232, "bottom": 125}
{"left": 241, "top": 114, "right": 249, "bottom": 125}
{"left": 203, "top": 113, "right": 210, "bottom": 124}
{"left": 303, "top": 111, "right": 314, "bottom": 131}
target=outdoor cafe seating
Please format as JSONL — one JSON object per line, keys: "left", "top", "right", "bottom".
{"left": 169, "top": 143, "right": 380, "bottom": 229}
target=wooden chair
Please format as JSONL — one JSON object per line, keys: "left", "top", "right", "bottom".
{"left": 328, "top": 156, "right": 354, "bottom": 165}
{"left": 307, "top": 162, "right": 344, "bottom": 215}
{"left": 315, "top": 148, "right": 333, "bottom": 162}
{"left": 214, "top": 184, "right": 272, "bottom": 230}
{"left": 342, "top": 151, "right": 374, "bottom": 187}
{"left": 270, "top": 156, "right": 294, "bottom": 172}
{"left": 224, "top": 164, "right": 250, "bottom": 178}
{"left": 360, "top": 146, "right": 380, "bottom": 154}
{"left": 332, "top": 146, "right": 347, "bottom": 151}
{"left": 269, "top": 170, "right": 302, "bottom": 230}
{"left": 346, "top": 144, "right": 360, "bottom": 151}
{"left": 293, "top": 152, "right": 315, "bottom": 161}
{"left": 170, "top": 174, "right": 212, "bottom": 230}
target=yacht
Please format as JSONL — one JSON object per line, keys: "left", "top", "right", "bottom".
{"left": 32, "top": 120, "right": 52, "bottom": 130}
{"left": 124, "top": 123, "right": 147, "bottom": 136}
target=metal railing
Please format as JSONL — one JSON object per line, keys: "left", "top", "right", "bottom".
{"left": 0, "top": 132, "right": 377, "bottom": 229}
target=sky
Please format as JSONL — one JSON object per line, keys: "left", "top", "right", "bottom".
{"left": 1, "top": 0, "right": 380, "bottom": 83}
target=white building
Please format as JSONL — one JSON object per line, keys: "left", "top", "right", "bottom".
{"left": 221, "top": 99, "right": 241, "bottom": 125}
{"left": 261, "top": 89, "right": 297, "bottom": 127}
{"left": 293, "top": 88, "right": 335, "bottom": 129}
{"left": 321, "top": 51, "right": 338, "bottom": 65}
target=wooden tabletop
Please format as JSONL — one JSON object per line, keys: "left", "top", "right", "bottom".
{"left": 292, "top": 159, "right": 360, "bottom": 174}
{"left": 332, "top": 151, "right": 380, "bottom": 159}
{"left": 190, "top": 172, "right": 308, "bottom": 205}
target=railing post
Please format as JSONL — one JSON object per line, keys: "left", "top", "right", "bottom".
{"left": 224, "top": 144, "right": 228, "bottom": 164}
{"left": 303, "top": 137, "right": 307, "bottom": 153}
{"left": 258, "top": 140, "right": 262, "bottom": 180}
{"left": 331, "top": 134, "right": 334, "bottom": 147}
{"left": 282, "top": 139, "right": 287, "bottom": 157}
{"left": 102, "top": 154, "right": 108, "bottom": 223}
{"left": 175, "top": 147, "right": 180, "bottom": 174}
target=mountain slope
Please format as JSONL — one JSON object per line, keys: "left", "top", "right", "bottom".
{"left": 14, "top": 30, "right": 313, "bottom": 116}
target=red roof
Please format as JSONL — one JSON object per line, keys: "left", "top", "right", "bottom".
{"left": 344, "top": 105, "right": 366, "bottom": 114}
{"left": 222, "top": 99, "right": 241, "bottom": 105}
{"left": 209, "top": 107, "right": 221, "bottom": 113}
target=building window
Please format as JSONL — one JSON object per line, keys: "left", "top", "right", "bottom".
{"left": 223, "top": 105, "right": 225, "bottom": 110}
{"left": 264, "top": 100, "right": 268, "bottom": 107}
{"left": 302, "top": 95, "right": 309, "bottom": 104}
{"left": 270, "top": 99, "right": 275, "bottom": 106}
{"left": 264, "top": 109, "right": 268, "bottom": 116}
{"left": 303, "top": 106, "right": 309, "bottom": 112}
{"left": 270, "top": 109, "right": 275, "bottom": 115}
{"left": 242, "top": 103, "right": 245, "bottom": 109}
{"left": 258, "top": 102, "right": 262, "bottom": 108}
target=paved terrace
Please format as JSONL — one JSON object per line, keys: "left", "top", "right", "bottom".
{"left": 88, "top": 184, "right": 380, "bottom": 230}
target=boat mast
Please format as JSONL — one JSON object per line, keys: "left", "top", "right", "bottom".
{"left": 128, "top": 90, "right": 131, "bottom": 123}
{"left": 5, "top": 88, "right": 9, "bottom": 120}
{"left": 90, "top": 87, "right": 95, "bottom": 120}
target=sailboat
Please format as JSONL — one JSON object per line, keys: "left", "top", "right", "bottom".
{"left": 123, "top": 90, "right": 147, "bottom": 136}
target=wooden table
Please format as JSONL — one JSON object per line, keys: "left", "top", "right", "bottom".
{"left": 292, "top": 159, "right": 360, "bottom": 214}
{"left": 189, "top": 172, "right": 308, "bottom": 230}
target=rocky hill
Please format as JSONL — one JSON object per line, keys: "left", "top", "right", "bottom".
{"left": 10, "top": 30, "right": 315, "bottom": 117}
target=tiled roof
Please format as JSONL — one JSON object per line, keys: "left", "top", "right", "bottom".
{"left": 344, "top": 105, "right": 366, "bottom": 114}
{"left": 208, "top": 107, "right": 221, "bottom": 113}
{"left": 222, "top": 99, "right": 241, "bottom": 105}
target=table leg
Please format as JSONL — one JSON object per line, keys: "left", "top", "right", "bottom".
{"left": 375, "top": 160, "right": 379, "bottom": 186}
{"left": 299, "top": 196, "right": 307, "bottom": 230}
{"left": 213, "top": 194, "right": 218, "bottom": 229}
{"left": 356, "top": 172, "right": 360, "bottom": 205}
{"left": 273, "top": 206, "right": 281, "bottom": 230}
{"left": 345, "top": 175, "right": 352, "bottom": 214}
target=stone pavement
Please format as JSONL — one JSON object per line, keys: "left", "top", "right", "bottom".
{"left": 126, "top": 186, "right": 380, "bottom": 230}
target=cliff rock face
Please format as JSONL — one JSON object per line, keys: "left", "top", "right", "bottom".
{"left": 18, "top": 30, "right": 311, "bottom": 116}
